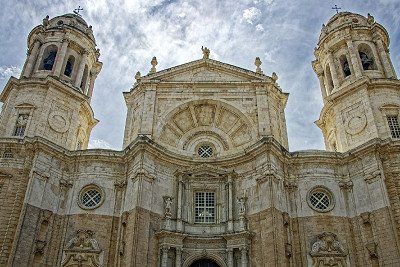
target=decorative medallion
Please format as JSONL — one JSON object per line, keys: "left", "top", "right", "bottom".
{"left": 345, "top": 113, "right": 367, "bottom": 135}
{"left": 48, "top": 111, "right": 70, "bottom": 133}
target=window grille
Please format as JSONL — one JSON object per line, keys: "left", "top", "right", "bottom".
{"left": 13, "top": 114, "right": 29, "bottom": 137}
{"left": 195, "top": 192, "right": 215, "bottom": 223}
{"left": 80, "top": 188, "right": 102, "bottom": 209}
{"left": 198, "top": 145, "right": 213, "bottom": 158}
{"left": 309, "top": 191, "right": 331, "bottom": 211}
{"left": 3, "top": 148, "right": 13, "bottom": 158}
{"left": 387, "top": 116, "right": 400, "bottom": 139}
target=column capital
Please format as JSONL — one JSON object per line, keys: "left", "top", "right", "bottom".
{"left": 161, "top": 245, "right": 170, "bottom": 252}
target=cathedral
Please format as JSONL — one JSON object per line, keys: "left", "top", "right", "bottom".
{"left": 0, "top": 9, "right": 400, "bottom": 267}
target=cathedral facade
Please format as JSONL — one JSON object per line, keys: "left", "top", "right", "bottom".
{"left": 0, "top": 11, "right": 400, "bottom": 267}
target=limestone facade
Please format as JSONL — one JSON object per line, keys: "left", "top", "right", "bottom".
{"left": 0, "top": 12, "right": 400, "bottom": 267}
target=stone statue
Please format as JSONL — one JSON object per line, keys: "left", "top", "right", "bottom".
{"left": 135, "top": 71, "right": 141, "bottom": 82}
{"left": 254, "top": 57, "right": 263, "bottom": 74}
{"left": 367, "top": 13, "right": 375, "bottom": 24}
{"left": 42, "top": 15, "right": 49, "bottom": 26}
{"left": 202, "top": 46, "right": 210, "bottom": 59}
{"left": 237, "top": 197, "right": 246, "bottom": 216}
{"left": 163, "top": 196, "right": 173, "bottom": 217}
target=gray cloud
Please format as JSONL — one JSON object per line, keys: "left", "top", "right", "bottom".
{"left": 0, "top": 0, "right": 399, "bottom": 151}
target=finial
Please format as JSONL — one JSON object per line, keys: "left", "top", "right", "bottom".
{"left": 254, "top": 57, "right": 263, "bottom": 74}
{"left": 150, "top": 57, "right": 158, "bottom": 74}
{"left": 201, "top": 46, "right": 210, "bottom": 59}
{"left": 73, "top": 6, "right": 84, "bottom": 16}
{"left": 271, "top": 72, "right": 278, "bottom": 82}
{"left": 135, "top": 71, "right": 141, "bottom": 82}
{"left": 367, "top": 13, "right": 375, "bottom": 24}
{"left": 43, "top": 15, "right": 49, "bottom": 26}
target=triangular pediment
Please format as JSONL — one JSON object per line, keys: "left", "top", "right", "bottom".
{"left": 143, "top": 59, "right": 269, "bottom": 83}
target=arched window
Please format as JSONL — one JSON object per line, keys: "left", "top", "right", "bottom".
{"left": 358, "top": 44, "right": 376, "bottom": 70}
{"left": 64, "top": 55, "right": 75, "bottom": 77}
{"left": 339, "top": 55, "right": 351, "bottom": 77}
{"left": 325, "top": 65, "right": 334, "bottom": 93}
{"left": 39, "top": 45, "right": 58, "bottom": 71}
{"left": 80, "top": 65, "right": 88, "bottom": 91}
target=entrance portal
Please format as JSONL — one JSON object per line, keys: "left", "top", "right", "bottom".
{"left": 190, "top": 259, "right": 220, "bottom": 267}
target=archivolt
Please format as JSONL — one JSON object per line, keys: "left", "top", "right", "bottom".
{"left": 155, "top": 99, "right": 256, "bottom": 151}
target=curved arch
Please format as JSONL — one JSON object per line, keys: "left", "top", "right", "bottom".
{"left": 182, "top": 252, "right": 227, "bottom": 267}
{"left": 39, "top": 44, "right": 58, "bottom": 71}
{"left": 64, "top": 55, "right": 75, "bottom": 77}
{"left": 357, "top": 43, "right": 377, "bottom": 70}
{"left": 155, "top": 99, "right": 256, "bottom": 153}
{"left": 339, "top": 54, "right": 351, "bottom": 77}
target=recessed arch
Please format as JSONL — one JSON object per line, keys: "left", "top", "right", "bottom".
{"left": 39, "top": 44, "right": 58, "bottom": 71}
{"left": 357, "top": 43, "right": 377, "bottom": 70}
{"left": 182, "top": 252, "right": 227, "bottom": 267}
{"left": 155, "top": 99, "right": 256, "bottom": 154}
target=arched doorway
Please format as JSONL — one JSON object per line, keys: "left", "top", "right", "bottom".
{"left": 190, "top": 259, "right": 220, "bottom": 267}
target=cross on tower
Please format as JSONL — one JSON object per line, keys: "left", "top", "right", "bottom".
{"left": 332, "top": 4, "right": 341, "bottom": 14}
{"left": 73, "top": 6, "right": 84, "bottom": 16}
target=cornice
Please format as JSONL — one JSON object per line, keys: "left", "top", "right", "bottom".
{"left": 0, "top": 135, "right": 398, "bottom": 169}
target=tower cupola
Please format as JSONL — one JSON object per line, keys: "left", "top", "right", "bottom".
{"left": 313, "top": 12, "right": 396, "bottom": 100}
{"left": 21, "top": 13, "right": 102, "bottom": 97}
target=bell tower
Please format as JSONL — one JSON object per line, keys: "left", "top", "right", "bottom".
{"left": 314, "top": 12, "right": 400, "bottom": 152}
{"left": 0, "top": 13, "right": 102, "bottom": 150}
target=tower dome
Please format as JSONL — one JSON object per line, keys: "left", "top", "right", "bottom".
{"left": 22, "top": 13, "right": 102, "bottom": 96}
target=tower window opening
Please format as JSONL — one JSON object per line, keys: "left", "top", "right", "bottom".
{"left": 358, "top": 44, "right": 376, "bottom": 71}
{"left": 39, "top": 45, "right": 58, "bottom": 71}
{"left": 340, "top": 55, "right": 351, "bottom": 77}
{"left": 13, "top": 114, "right": 29, "bottom": 137}
{"left": 359, "top": 52, "right": 373, "bottom": 70}
{"left": 194, "top": 191, "right": 215, "bottom": 223}
{"left": 387, "top": 115, "right": 400, "bottom": 139}
{"left": 64, "top": 55, "right": 75, "bottom": 77}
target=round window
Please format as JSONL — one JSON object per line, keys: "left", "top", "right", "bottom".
{"left": 79, "top": 185, "right": 104, "bottom": 210}
{"left": 198, "top": 145, "right": 213, "bottom": 158}
{"left": 307, "top": 186, "right": 334, "bottom": 212}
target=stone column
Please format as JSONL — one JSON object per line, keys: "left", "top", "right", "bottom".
{"left": 87, "top": 70, "right": 98, "bottom": 98}
{"left": 175, "top": 247, "right": 182, "bottom": 267}
{"left": 346, "top": 39, "right": 363, "bottom": 78}
{"left": 161, "top": 246, "right": 169, "bottom": 267}
{"left": 227, "top": 248, "right": 234, "bottom": 267}
{"left": 240, "top": 247, "right": 248, "bottom": 267}
{"left": 176, "top": 177, "right": 183, "bottom": 232}
{"left": 227, "top": 176, "right": 233, "bottom": 232}
{"left": 327, "top": 52, "right": 340, "bottom": 89}
{"left": 53, "top": 39, "right": 68, "bottom": 76}
{"left": 323, "top": 74, "right": 332, "bottom": 94}
{"left": 22, "top": 40, "right": 41, "bottom": 78}
{"left": 317, "top": 72, "right": 327, "bottom": 100}
{"left": 140, "top": 85, "right": 157, "bottom": 137}
{"left": 375, "top": 38, "right": 396, "bottom": 78}
{"left": 75, "top": 52, "right": 89, "bottom": 88}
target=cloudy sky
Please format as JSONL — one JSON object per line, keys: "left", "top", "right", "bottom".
{"left": 0, "top": 0, "right": 399, "bottom": 151}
